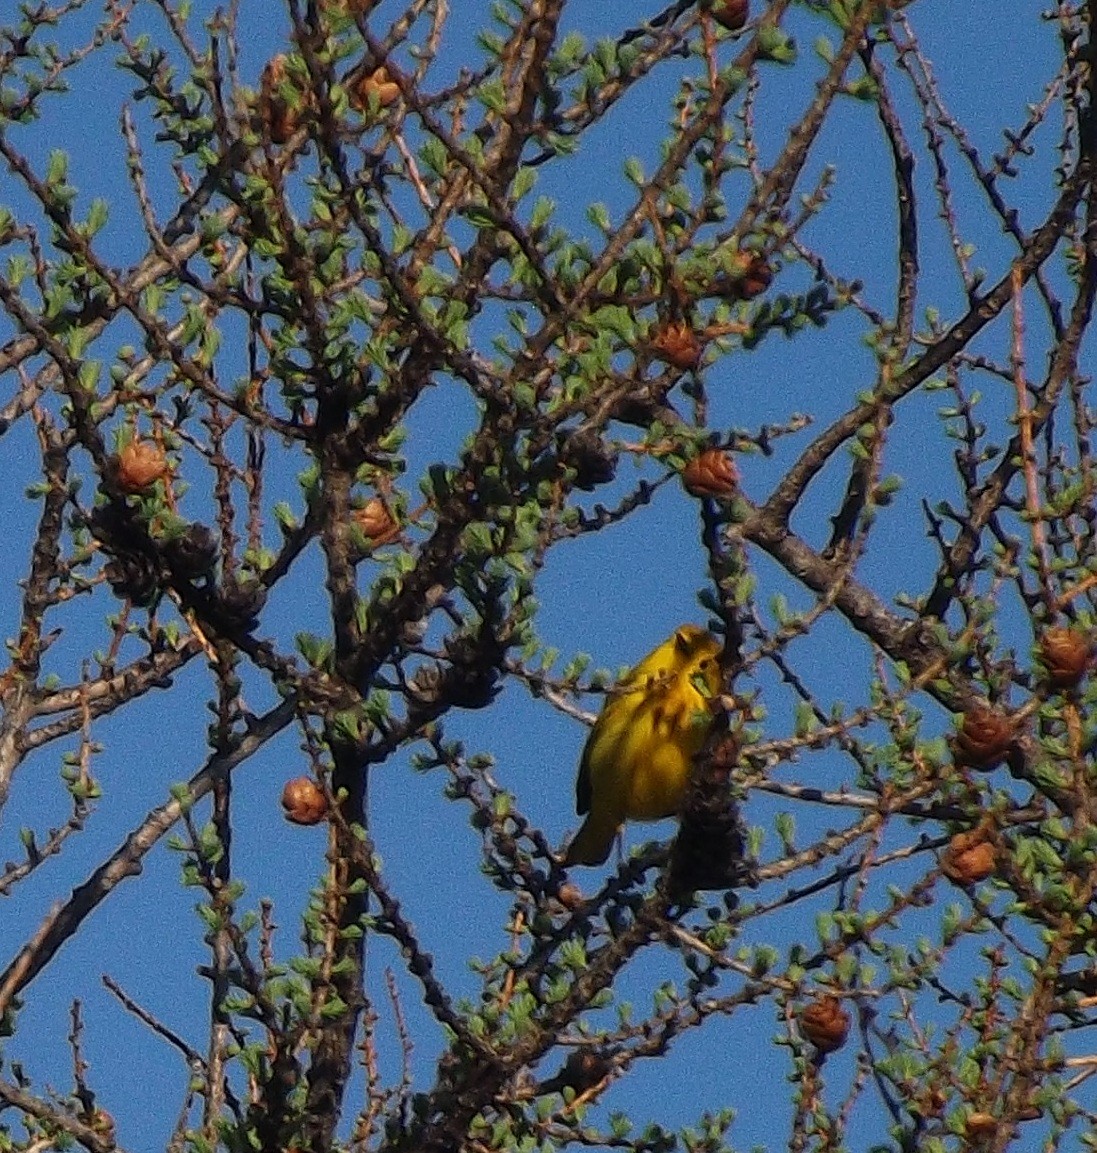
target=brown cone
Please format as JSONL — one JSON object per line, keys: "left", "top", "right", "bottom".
{"left": 261, "top": 55, "right": 310, "bottom": 144}
{"left": 113, "top": 440, "right": 169, "bottom": 494}
{"left": 650, "top": 320, "right": 702, "bottom": 370}
{"left": 352, "top": 66, "right": 401, "bottom": 114}
{"left": 711, "top": 0, "right": 749, "bottom": 31}
{"left": 281, "top": 777, "right": 328, "bottom": 826}
{"left": 1039, "top": 626, "right": 1092, "bottom": 690}
{"left": 941, "top": 828, "right": 996, "bottom": 886}
{"left": 353, "top": 498, "right": 400, "bottom": 546}
{"left": 953, "top": 705, "right": 1016, "bottom": 770}
{"left": 799, "top": 996, "right": 850, "bottom": 1054}
{"left": 682, "top": 449, "right": 739, "bottom": 499}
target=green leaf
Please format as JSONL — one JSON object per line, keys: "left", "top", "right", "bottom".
{"left": 587, "top": 202, "right": 611, "bottom": 232}
{"left": 46, "top": 150, "right": 69, "bottom": 186}
{"left": 464, "top": 204, "right": 496, "bottom": 229}
{"left": 510, "top": 166, "right": 536, "bottom": 200}
{"left": 86, "top": 198, "right": 109, "bottom": 235}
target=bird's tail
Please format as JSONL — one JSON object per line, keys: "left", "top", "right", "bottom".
{"left": 564, "top": 810, "right": 621, "bottom": 866}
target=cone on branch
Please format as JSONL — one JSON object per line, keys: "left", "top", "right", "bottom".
{"left": 352, "top": 66, "right": 401, "bottom": 116}
{"left": 650, "top": 320, "right": 703, "bottom": 370}
{"left": 952, "top": 704, "right": 1017, "bottom": 770}
{"left": 681, "top": 449, "right": 739, "bottom": 499}
{"left": 964, "top": 1112, "right": 999, "bottom": 1142}
{"left": 731, "top": 252, "right": 772, "bottom": 298}
{"left": 535, "top": 1049, "right": 612, "bottom": 1099}
{"left": 556, "top": 882, "right": 584, "bottom": 911}
{"left": 260, "top": 54, "right": 311, "bottom": 144}
{"left": 940, "top": 825, "right": 997, "bottom": 886}
{"left": 799, "top": 995, "right": 850, "bottom": 1054}
{"left": 112, "top": 439, "right": 169, "bottom": 494}
{"left": 352, "top": 498, "right": 400, "bottom": 548}
{"left": 694, "top": 251, "right": 772, "bottom": 302}
{"left": 156, "top": 525, "right": 218, "bottom": 590}
{"left": 281, "top": 777, "right": 328, "bottom": 826}
{"left": 1038, "top": 625, "right": 1093, "bottom": 690}
{"left": 558, "top": 429, "right": 618, "bottom": 490}
{"left": 711, "top": 0, "right": 749, "bottom": 31}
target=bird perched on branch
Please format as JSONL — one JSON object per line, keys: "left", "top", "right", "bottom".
{"left": 564, "top": 625, "right": 722, "bottom": 866}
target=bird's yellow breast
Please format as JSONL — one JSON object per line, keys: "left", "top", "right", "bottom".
{"left": 565, "top": 625, "right": 722, "bottom": 867}
{"left": 582, "top": 635, "right": 720, "bottom": 820}
{"left": 616, "top": 675, "right": 713, "bottom": 818}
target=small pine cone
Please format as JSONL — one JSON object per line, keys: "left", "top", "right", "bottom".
{"left": 352, "top": 66, "right": 401, "bottom": 114}
{"left": 352, "top": 498, "right": 400, "bottom": 547}
{"left": 113, "top": 439, "right": 169, "bottom": 494}
{"left": 681, "top": 449, "right": 739, "bottom": 499}
{"left": 952, "top": 705, "right": 1016, "bottom": 770}
{"left": 261, "top": 54, "right": 309, "bottom": 144}
{"left": 104, "top": 554, "right": 161, "bottom": 607}
{"left": 410, "top": 662, "right": 445, "bottom": 705}
{"left": 799, "top": 995, "right": 850, "bottom": 1054}
{"left": 164, "top": 523, "right": 219, "bottom": 581}
{"left": 733, "top": 252, "right": 772, "bottom": 298}
{"left": 1039, "top": 626, "right": 1092, "bottom": 690}
{"left": 558, "top": 429, "right": 618, "bottom": 491}
{"left": 449, "top": 667, "right": 501, "bottom": 709}
{"left": 941, "top": 828, "right": 996, "bottom": 886}
{"left": 444, "top": 634, "right": 502, "bottom": 709}
{"left": 281, "top": 777, "right": 327, "bottom": 826}
{"left": 711, "top": 0, "right": 749, "bottom": 30}
{"left": 557, "top": 1049, "right": 610, "bottom": 1093}
{"left": 650, "top": 320, "right": 702, "bottom": 370}
{"left": 217, "top": 576, "right": 267, "bottom": 634}
{"left": 708, "top": 253, "right": 772, "bottom": 301}
{"left": 556, "top": 882, "right": 584, "bottom": 911}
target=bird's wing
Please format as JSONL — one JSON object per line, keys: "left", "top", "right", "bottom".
{"left": 575, "top": 738, "right": 593, "bottom": 815}
{"left": 574, "top": 689, "right": 633, "bottom": 815}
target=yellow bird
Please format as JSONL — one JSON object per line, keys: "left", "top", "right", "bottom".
{"left": 564, "top": 625, "right": 722, "bottom": 867}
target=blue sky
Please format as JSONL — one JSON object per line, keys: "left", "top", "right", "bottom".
{"left": 0, "top": 2, "right": 1074, "bottom": 1150}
